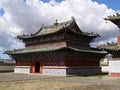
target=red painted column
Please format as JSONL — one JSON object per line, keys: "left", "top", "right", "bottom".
{"left": 40, "top": 66, "right": 43, "bottom": 74}
{"left": 30, "top": 60, "right": 35, "bottom": 73}
{"left": 118, "top": 35, "right": 120, "bottom": 44}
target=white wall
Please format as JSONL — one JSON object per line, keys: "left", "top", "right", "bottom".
{"left": 0, "top": 66, "right": 14, "bottom": 71}
{"left": 101, "top": 66, "right": 108, "bottom": 72}
{"left": 43, "top": 69, "right": 66, "bottom": 76}
{"left": 109, "top": 60, "right": 120, "bottom": 73}
{"left": 14, "top": 66, "right": 30, "bottom": 74}
{"left": 42, "top": 67, "right": 101, "bottom": 76}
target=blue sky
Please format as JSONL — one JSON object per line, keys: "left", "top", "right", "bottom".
{"left": 93, "top": 0, "right": 120, "bottom": 11}
{"left": 0, "top": 8, "right": 4, "bottom": 16}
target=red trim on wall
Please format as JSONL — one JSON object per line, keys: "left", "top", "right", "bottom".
{"left": 25, "top": 40, "right": 89, "bottom": 48}
{"left": 26, "top": 41, "right": 66, "bottom": 48}
{"left": 66, "top": 40, "right": 90, "bottom": 47}
{"left": 110, "top": 73, "right": 120, "bottom": 77}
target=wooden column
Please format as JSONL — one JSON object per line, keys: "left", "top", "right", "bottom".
{"left": 118, "top": 35, "right": 120, "bottom": 44}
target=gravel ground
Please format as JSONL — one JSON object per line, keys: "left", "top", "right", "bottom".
{"left": 0, "top": 72, "right": 120, "bottom": 90}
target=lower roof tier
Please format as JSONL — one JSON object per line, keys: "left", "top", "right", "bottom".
{"left": 97, "top": 43, "right": 120, "bottom": 51}
{"left": 5, "top": 42, "right": 107, "bottom": 55}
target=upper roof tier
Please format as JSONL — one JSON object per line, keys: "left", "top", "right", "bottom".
{"left": 104, "top": 13, "right": 120, "bottom": 28}
{"left": 17, "top": 17, "right": 99, "bottom": 39}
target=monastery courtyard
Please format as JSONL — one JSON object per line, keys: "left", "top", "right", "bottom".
{"left": 0, "top": 73, "right": 120, "bottom": 90}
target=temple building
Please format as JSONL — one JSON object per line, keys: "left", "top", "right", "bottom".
{"left": 98, "top": 13, "right": 120, "bottom": 58}
{"left": 5, "top": 17, "right": 106, "bottom": 75}
{"left": 98, "top": 13, "right": 120, "bottom": 77}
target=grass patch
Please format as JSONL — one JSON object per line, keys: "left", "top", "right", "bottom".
{"left": 0, "top": 86, "right": 7, "bottom": 90}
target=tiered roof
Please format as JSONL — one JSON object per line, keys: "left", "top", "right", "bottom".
{"left": 104, "top": 13, "right": 120, "bottom": 28}
{"left": 97, "top": 43, "right": 120, "bottom": 51}
{"left": 17, "top": 17, "right": 99, "bottom": 40}
{"left": 98, "top": 13, "right": 120, "bottom": 57}
{"left": 98, "top": 13, "right": 120, "bottom": 51}
{"left": 5, "top": 17, "right": 106, "bottom": 55}
{"left": 6, "top": 42, "right": 106, "bottom": 54}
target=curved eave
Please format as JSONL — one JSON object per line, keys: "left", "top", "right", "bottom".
{"left": 18, "top": 29, "right": 99, "bottom": 41}
{"left": 5, "top": 44, "right": 67, "bottom": 55}
{"left": 104, "top": 17, "right": 120, "bottom": 21}
{"left": 82, "top": 33, "right": 99, "bottom": 37}
{"left": 104, "top": 17, "right": 120, "bottom": 28}
{"left": 99, "top": 47, "right": 120, "bottom": 51}
{"left": 68, "top": 47, "right": 107, "bottom": 54}
{"left": 17, "top": 17, "right": 76, "bottom": 40}
{"left": 17, "top": 17, "right": 99, "bottom": 40}
{"left": 98, "top": 44, "right": 120, "bottom": 51}
{"left": 5, "top": 45, "right": 107, "bottom": 55}
{"left": 17, "top": 27, "right": 67, "bottom": 40}
{"left": 5, "top": 47, "right": 65, "bottom": 55}
{"left": 106, "top": 18, "right": 120, "bottom": 24}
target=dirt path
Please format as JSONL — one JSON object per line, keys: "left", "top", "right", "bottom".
{"left": 0, "top": 73, "right": 120, "bottom": 90}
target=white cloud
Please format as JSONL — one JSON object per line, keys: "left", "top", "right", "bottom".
{"left": 0, "top": 0, "right": 119, "bottom": 58}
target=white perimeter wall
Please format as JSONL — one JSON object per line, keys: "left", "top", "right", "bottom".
{"left": 14, "top": 66, "right": 30, "bottom": 74}
{"left": 67, "top": 68, "right": 101, "bottom": 75}
{"left": 0, "top": 66, "right": 14, "bottom": 72}
{"left": 42, "top": 67, "right": 101, "bottom": 76}
{"left": 101, "top": 66, "right": 108, "bottom": 73}
{"left": 109, "top": 59, "right": 120, "bottom": 73}
{"left": 43, "top": 69, "right": 66, "bottom": 76}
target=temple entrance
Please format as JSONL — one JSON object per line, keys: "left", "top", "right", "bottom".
{"left": 35, "top": 61, "right": 40, "bottom": 73}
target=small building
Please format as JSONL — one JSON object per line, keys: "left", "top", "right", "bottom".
{"left": 5, "top": 17, "right": 106, "bottom": 75}
{"left": 98, "top": 13, "right": 120, "bottom": 76}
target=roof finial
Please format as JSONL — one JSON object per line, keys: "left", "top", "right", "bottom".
{"left": 54, "top": 19, "right": 58, "bottom": 26}
{"left": 71, "top": 16, "right": 75, "bottom": 21}
{"left": 56, "top": 19, "right": 58, "bottom": 23}
{"left": 42, "top": 24, "right": 44, "bottom": 27}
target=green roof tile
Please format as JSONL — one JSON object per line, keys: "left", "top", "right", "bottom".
{"left": 97, "top": 43, "right": 120, "bottom": 51}
{"left": 17, "top": 17, "right": 99, "bottom": 39}
{"left": 5, "top": 42, "right": 107, "bottom": 55}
